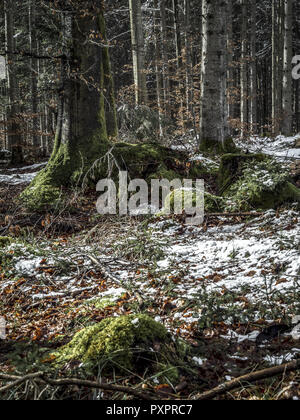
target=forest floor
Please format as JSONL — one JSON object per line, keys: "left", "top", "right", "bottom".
{"left": 0, "top": 135, "right": 299, "bottom": 400}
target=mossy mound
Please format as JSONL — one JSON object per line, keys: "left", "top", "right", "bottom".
{"left": 219, "top": 154, "right": 300, "bottom": 211}
{"left": 52, "top": 314, "right": 178, "bottom": 376}
{"left": 164, "top": 189, "right": 226, "bottom": 214}
{"left": 20, "top": 141, "right": 207, "bottom": 211}
{"left": 218, "top": 153, "right": 266, "bottom": 194}
{"left": 0, "top": 237, "right": 12, "bottom": 248}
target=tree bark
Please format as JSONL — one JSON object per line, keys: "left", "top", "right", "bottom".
{"left": 4, "top": 0, "right": 23, "bottom": 164}
{"left": 282, "top": 0, "right": 293, "bottom": 135}
{"left": 21, "top": 1, "right": 109, "bottom": 208}
{"left": 240, "top": 0, "right": 248, "bottom": 137}
{"left": 249, "top": 0, "right": 257, "bottom": 134}
{"left": 129, "top": 0, "right": 148, "bottom": 105}
{"left": 199, "top": 0, "right": 229, "bottom": 150}
{"left": 99, "top": 12, "right": 118, "bottom": 138}
{"left": 29, "top": 0, "right": 40, "bottom": 150}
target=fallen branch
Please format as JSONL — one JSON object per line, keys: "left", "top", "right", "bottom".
{"left": 194, "top": 359, "right": 300, "bottom": 400}
{"left": 0, "top": 372, "right": 154, "bottom": 400}
{"left": 0, "top": 371, "right": 44, "bottom": 393}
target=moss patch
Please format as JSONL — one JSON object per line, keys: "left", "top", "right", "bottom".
{"left": 220, "top": 155, "right": 300, "bottom": 211}
{"left": 164, "top": 189, "right": 226, "bottom": 213}
{"left": 0, "top": 237, "right": 12, "bottom": 248}
{"left": 20, "top": 141, "right": 206, "bottom": 211}
{"left": 199, "top": 137, "right": 238, "bottom": 155}
{"left": 218, "top": 153, "right": 266, "bottom": 194}
{"left": 52, "top": 314, "right": 173, "bottom": 373}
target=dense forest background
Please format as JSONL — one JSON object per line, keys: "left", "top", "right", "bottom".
{"left": 0, "top": 0, "right": 300, "bottom": 163}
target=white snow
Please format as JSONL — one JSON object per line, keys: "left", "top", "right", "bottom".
{"left": 0, "top": 172, "right": 38, "bottom": 185}
{"left": 235, "top": 134, "right": 300, "bottom": 160}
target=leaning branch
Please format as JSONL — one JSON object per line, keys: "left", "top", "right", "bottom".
{"left": 194, "top": 359, "right": 300, "bottom": 400}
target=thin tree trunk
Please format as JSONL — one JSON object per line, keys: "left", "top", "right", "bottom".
{"left": 227, "top": 0, "right": 234, "bottom": 125}
{"left": 154, "top": 0, "right": 164, "bottom": 138}
{"left": 184, "top": 0, "right": 194, "bottom": 129}
{"left": 160, "top": 0, "right": 170, "bottom": 117}
{"left": 99, "top": 12, "right": 118, "bottom": 138}
{"left": 129, "top": 0, "right": 148, "bottom": 105}
{"left": 240, "top": 0, "right": 248, "bottom": 137}
{"left": 282, "top": 0, "right": 293, "bottom": 135}
{"left": 250, "top": 0, "right": 257, "bottom": 134}
{"left": 29, "top": 0, "right": 40, "bottom": 151}
{"left": 4, "top": 0, "right": 23, "bottom": 164}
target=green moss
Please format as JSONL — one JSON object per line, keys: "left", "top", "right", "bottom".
{"left": 52, "top": 314, "right": 171, "bottom": 372}
{"left": 164, "top": 189, "right": 225, "bottom": 213}
{"left": 222, "top": 157, "right": 300, "bottom": 211}
{"left": 218, "top": 153, "right": 267, "bottom": 194}
{"left": 199, "top": 137, "right": 238, "bottom": 155}
{"left": 20, "top": 140, "right": 204, "bottom": 211}
{"left": 0, "top": 237, "right": 12, "bottom": 247}
{"left": 83, "top": 297, "right": 115, "bottom": 310}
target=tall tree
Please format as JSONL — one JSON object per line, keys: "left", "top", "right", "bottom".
{"left": 240, "top": 0, "right": 248, "bottom": 137}
{"left": 28, "top": 0, "right": 39, "bottom": 150}
{"left": 249, "top": 0, "right": 257, "bottom": 134}
{"left": 199, "top": 0, "right": 229, "bottom": 150}
{"left": 282, "top": 0, "right": 293, "bottom": 135}
{"left": 4, "top": 0, "right": 23, "bottom": 163}
{"left": 129, "top": 0, "right": 148, "bottom": 105}
{"left": 100, "top": 11, "right": 118, "bottom": 138}
{"left": 21, "top": 0, "right": 109, "bottom": 207}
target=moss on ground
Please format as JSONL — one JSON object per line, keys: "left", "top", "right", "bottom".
{"left": 0, "top": 237, "right": 12, "bottom": 248}
{"left": 164, "top": 189, "right": 226, "bottom": 214}
{"left": 20, "top": 141, "right": 210, "bottom": 211}
{"left": 218, "top": 153, "right": 266, "bottom": 194}
{"left": 219, "top": 154, "right": 300, "bottom": 211}
{"left": 52, "top": 314, "right": 178, "bottom": 376}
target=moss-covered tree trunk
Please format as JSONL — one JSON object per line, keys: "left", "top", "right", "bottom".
{"left": 21, "top": 1, "right": 109, "bottom": 208}
{"left": 21, "top": 1, "right": 204, "bottom": 211}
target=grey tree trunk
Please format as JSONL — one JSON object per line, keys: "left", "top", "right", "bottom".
{"left": 282, "top": 0, "right": 293, "bottom": 135}
{"left": 272, "top": 0, "right": 280, "bottom": 134}
{"left": 160, "top": 0, "right": 170, "bottom": 117}
{"left": 250, "top": 0, "right": 257, "bottom": 134}
{"left": 227, "top": 0, "right": 234, "bottom": 124}
{"left": 184, "top": 0, "right": 194, "bottom": 128}
{"left": 29, "top": 0, "right": 40, "bottom": 150}
{"left": 129, "top": 0, "right": 148, "bottom": 105}
{"left": 199, "top": 0, "right": 229, "bottom": 149}
{"left": 240, "top": 0, "right": 248, "bottom": 137}
{"left": 4, "top": 0, "right": 23, "bottom": 163}
{"left": 154, "top": 0, "right": 164, "bottom": 138}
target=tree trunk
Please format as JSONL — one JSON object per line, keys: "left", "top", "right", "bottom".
{"left": 282, "top": 0, "right": 293, "bottom": 135}
{"left": 99, "top": 12, "right": 118, "bottom": 138}
{"left": 199, "top": 0, "right": 230, "bottom": 151}
{"left": 160, "top": 0, "right": 171, "bottom": 117}
{"left": 154, "top": 0, "right": 164, "bottom": 138}
{"left": 29, "top": 0, "right": 40, "bottom": 151}
{"left": 227, "top": 0, "right": 234, "bottom": 125}
{"left": 21, "top": 1, "right": 108, "bottom": 208}
{"left": 240, "top": 0, "right": 248, "bottom": 137}
{"left": 129, "top": 0, "right": 148, "bottom": 105}
{"left": 4, "top": 0, "right": 23, "bottom": 164}
{"left": 184, "top": 0, "right": 195, "bottom": 130}
{"left": 249, "top": 0, "right": 257, "bottom": 134}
